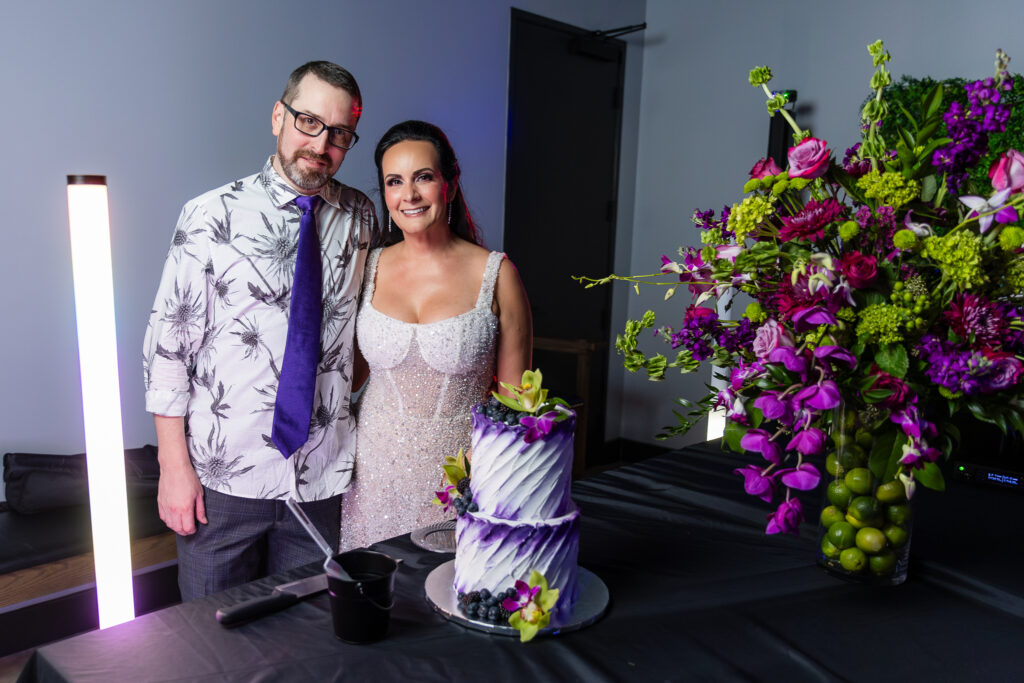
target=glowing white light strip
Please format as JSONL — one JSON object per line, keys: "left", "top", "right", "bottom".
{"left": 66, "top": 176, "right": 135, "bottom": 628}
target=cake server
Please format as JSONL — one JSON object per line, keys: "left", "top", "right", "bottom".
{"left": 215, "top": 573, "right": 327, "bottom": 627}
{"left": 285, "top": 496, "right": 353, "bottom": 581}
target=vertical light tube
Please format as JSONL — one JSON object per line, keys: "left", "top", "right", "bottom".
{"left": 66, "top": 175, "right": 135, "bottom": 628}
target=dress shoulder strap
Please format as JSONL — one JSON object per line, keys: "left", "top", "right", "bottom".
{"left": 475, "top": 251, "right": 506, "bottom": 309}
{"left": 361, "top": 247, "right": 383, "bottom": 305}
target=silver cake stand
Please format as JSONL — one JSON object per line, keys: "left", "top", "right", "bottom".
{"left": 424, "top": 560, "right": 609, "bottom": 637}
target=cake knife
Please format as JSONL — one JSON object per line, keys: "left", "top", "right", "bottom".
{"left": 215, "top": 573, "right": 328, "bottom": 627}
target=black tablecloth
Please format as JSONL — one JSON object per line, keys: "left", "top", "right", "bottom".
{"left": 19, "top": 441, "right": 1024, "bottom": 682}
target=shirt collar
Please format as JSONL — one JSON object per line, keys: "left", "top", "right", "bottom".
{"left": 258, "top": 156, "right": 342, "bottom": 210}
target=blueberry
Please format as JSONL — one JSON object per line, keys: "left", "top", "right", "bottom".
{"left": 474, "top": 404, "right": 484, "bottom": 414}
{"left": 479, "top": 589, "right": 491, "bottom": 601}
{"left": 468, "top": 502, "right": 479, "bottom": 512}
{"left": 487, "top": 606, "right": 499, "bottom": 621}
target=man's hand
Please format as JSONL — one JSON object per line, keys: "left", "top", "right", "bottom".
{"left": 158, "top": 460, "right": 207, "bottom": 535}
{"left": 154, "top": 415, "right": 208, "bottom": 535}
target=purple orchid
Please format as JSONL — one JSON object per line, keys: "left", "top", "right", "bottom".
{"left": 767, "top": 346, "right": 808, "bottom": 375}
{"left": 959, "top": 188, "right": 1016, "bottom": 233}
{"left": 813, "top": 345, "right": 858, "bottom": 370}
{"left": 520, "top": 410, "right": 559, "bottom": 444}
{"left": 785, "top": 427, "right": 827, "bottom": 456}
{"left": 502, "top": 579, "right": 541, "bottom": 613}
{"left": 434, "top": 483, "right": 456, "bottom": 513}
{"left": 790, "top": 306, "right": 838, "bottom": 332}
{"left": 753, "top": 391, "right": 792, "bottom": 422}
{"left": 740, "top": 428, "right": 782, "bottom": 464}
{"left": 733, "top": 464, "right": 776, "bottom": 502}
{"left": 793, "top": 380, "right": 842, "bottom": 411}
{"left": 766, "top": 497, "right": 804, "bottom": 535}
{"left": 778, "top": 462, "right": 821, "bottom": 490}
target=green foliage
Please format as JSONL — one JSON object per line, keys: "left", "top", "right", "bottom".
{"left": 872, "top": 74, "right": 1024, "bottom": 191}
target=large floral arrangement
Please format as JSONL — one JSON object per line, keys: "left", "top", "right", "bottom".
{"left": 579, "top": 42, "right": 1024, "bottom": 543}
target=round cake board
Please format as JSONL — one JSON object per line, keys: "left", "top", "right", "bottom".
{"left": 424, "top": 559, "right": 609, "bottom": 637}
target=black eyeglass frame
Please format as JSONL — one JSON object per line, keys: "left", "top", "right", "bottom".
{"left": 280, "top": 101, "right": 359, "bottom": 150}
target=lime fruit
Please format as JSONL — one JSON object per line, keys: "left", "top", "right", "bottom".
{"left": 847, "top": 496, "right": 882, "bottom": 524}
{"left": 827, "top": 481, "right": 853, "bottom": 510}
{"left": 883, "top": 523, "right": 909, "bottom": 548}
{"left": 837, "top": 445, "right": 867, "bottom": 470}
{"left": 820, "top": 536, "right": 841, "bottom": 559}
{"left": 832, "top": 431, "right": 853, "bottom": 448}
{"left": 875, "top": 480, "right": 906, "bottom": 504}
{"left": 827, "top": 521, "right": 857, "bottom": 549}
{"left": 844, "top": 467, "right": 874, "bottom": 495}
{"left": 886, "top": 503, "right": 911, "bottom": 526}
{"left": 869, "top": 550, "right": 897, "bottom": 576}
{"left": 825, "top": 453, "right": 843, "bottom": 477}
{"left": 855, "top": 429, "right": 874, "bottom": 448}
{"left": 839, "top": 547, "right": 867, "bottom": 572}
{"left": 855, "top": 527, "right": 887, "bottom": 554}
{"left": 820, "top": 505, "right": 845, "bottom": 529}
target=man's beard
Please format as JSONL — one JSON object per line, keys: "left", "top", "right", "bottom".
{"left": 279, "top": 147, "right": 333, "bottom": 191}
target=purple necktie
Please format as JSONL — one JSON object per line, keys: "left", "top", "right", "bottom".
{"left": 272, "top": 195, "right": 323, "bottom": 458}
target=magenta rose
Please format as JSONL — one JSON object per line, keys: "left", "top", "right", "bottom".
{"left": 787, "top": 137, "right": 831, "bottom": 179}
{"left": 989, "top": 149, "right": 1024, "bottom": 193}
{"left": 749, "top": 157, "right": 783, "bottom": 179}
{"left": 840, "top": 251, "right": 878, "bottom": 289}
{"left": 870, "top": 371, "right": 911, "bottom": 408}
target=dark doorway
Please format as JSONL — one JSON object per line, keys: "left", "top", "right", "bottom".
{"left": 504, "top": 9, "right": 626, "bottom": 474}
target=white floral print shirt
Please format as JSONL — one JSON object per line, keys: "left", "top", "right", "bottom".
{"left": 143, "top": 157, "right": 377, "bottom": 500}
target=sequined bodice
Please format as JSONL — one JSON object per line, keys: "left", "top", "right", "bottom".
{"left": 341, "top": 248, "right": 503, "bottom": 551}
{"left": 355, "top": 248, "right": 502, "bottom": 419}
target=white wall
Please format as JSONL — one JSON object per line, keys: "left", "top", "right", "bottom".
{"left": 0, "top": 1, "right": 646, "bottom": 476}
{"left": 621, "top": 0, "right": 1024, "bottom": 446}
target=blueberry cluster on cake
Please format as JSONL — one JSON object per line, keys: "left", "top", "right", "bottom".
{"left": 450, "top": 372, "right": 580, "bottom": 621}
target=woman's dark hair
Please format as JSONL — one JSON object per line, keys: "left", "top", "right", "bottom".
{"left": 373, "top": 120, "right": 482, "bottom": 246}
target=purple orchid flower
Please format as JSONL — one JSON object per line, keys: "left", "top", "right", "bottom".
{"left": 740, "top": 428, "right": 782, "bottom": 464}
{"left": 434, "top": 484, "right": 455, "bottom": 513}
{"left": 786, "top": 427, "right": 827, "bottom": 456}
{"left": 520, "top": 410, "right": 559, "bottom": 444}
{"left": 502, "top": 579, "right": 541, "bottom": 613}
{"left": 768, "top": 346, "right": 808, "bottom": 375}
{"left": 794, "top": 380, "right": 842, "bottom": 411}
{"left": 813, "top": 345, "right": 858, "bottom": 369}
{"left": 960, "top": 188, "right": 1016, "bottom": 233}
{"left": 766, "top": 497, "right": 804, "bottom": 535}
{"left": 777, "top": 462, "right": 821, "bottom": 490}
{"left": 733, "top": 464, "right": 776, "bottom": 502}
{"left": 753, "top": 392, "right": 792, "bottom": 422}
{"left": 791, "top": 306, "right": 838, "bottom": 332}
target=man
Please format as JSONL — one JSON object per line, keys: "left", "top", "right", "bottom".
{"left": 143, "top": 61, "right": 377, "bottom": 600}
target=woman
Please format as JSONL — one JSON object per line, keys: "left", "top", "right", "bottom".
{"left": 340, "top": 121, "right": 531, "bottom": 550}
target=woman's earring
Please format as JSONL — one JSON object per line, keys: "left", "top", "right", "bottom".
{"left": 388, "top": 213, "right": 392, "bottom": 233}
{"left": 447, "top": 201, "right": 452, "bottom": 225}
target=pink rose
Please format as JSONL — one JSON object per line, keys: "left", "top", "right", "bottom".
{"left": 839, "top": 251, "right": 878, "bottom": 289}
{"left": 749, "top": 157, "right": 783, "bottom": 179}
{"left": 787, "top": 137, "right": 831, "bottom": 179}
{"left": 751, "top": 319, "right": 794, "bottom": 360}
{"left": 989, "top": 149, "right": 1024, "bottom": 193}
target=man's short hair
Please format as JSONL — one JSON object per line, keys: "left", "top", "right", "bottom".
{"left": 281, "top": 61, "right": 362, "bottom": 116}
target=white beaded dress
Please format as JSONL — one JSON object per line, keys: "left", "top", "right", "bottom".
{"left": 340, "top": 248, "right": 503, "bottom": 550}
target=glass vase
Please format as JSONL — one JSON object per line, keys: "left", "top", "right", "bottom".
{"left": 815, "top": 401, "right": 912, "bottom": 585}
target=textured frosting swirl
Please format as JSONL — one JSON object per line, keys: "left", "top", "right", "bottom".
{"left": 469, "top": 412, "right": 575, "bottom": 521}
{"left": 453, "top": 504, "right": 579, "bottom": 607}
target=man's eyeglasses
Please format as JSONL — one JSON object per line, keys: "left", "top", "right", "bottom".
{"left": 280, "top": 101, "right": 359, "bottom": 150}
